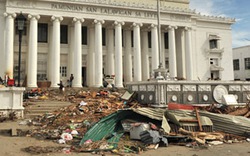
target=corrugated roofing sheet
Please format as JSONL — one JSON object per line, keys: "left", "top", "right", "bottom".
{"left": 199, "top": 111, "right": 250, "bottom": 136}
{"left": 132, "top": 108, "right": 166, "bottom": 121}
{"left": 80, "top": 109, "right": 162, "bottom": 146}
{"left": 165, "top": 110, "right": 213, "bottom": 126}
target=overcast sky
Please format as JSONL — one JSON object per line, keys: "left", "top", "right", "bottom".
{"left": 189, "top": 0, "right": 250, "bottom": 48}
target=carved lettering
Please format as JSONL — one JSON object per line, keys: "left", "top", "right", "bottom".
{"left": 86, "top": 7, "right": 98, "bottom": 12}
{"left": 50, "top": 3, "right": 156, "bottom": 18}
{"left": 100, "top": 8, "right": 132, "bottom": 16}
{"left": 135, "top": 11, "right": 141, "bottom": 16}
{"left": 144, "top": 12, "right": 156, "bottom": 18}
{"left": 51, "top": 3, "right": 84, "bottom": 11}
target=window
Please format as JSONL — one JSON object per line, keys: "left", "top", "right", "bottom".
{"left": 245, "top": 58, "right": 250, "bottom": 69}
{"left": 60, "top": 25, "right": 68, "bottom": 44}
{"left": 60, "top": 66, "right": 67, "bottom": 77}
{"left": 148, "top": 31, "right": 152, "bottom": 48}
{"left": 131, "top": 31, "right": 134, "bottom": 47}
{"left": 82, "top": 26, "right": 87, "bottom": 45}
{"left": 102, "top": 27, "right": 106, "bottom": 46}
{"left": 164, "top": 32, "right": 169, "bottom": 49}
{"left": 37, "top": 59, "right": 47, "bottom": 80}
{"left": 233, "top": 59, "right": 240, "bottom": 70}
{"left": 38, "top": 23, "right": 48, "bottom": 43}
{"left": 209, "top": 39, "right": 218, "bottom": 49}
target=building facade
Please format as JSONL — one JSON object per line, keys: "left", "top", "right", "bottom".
{"left": 0, "top": 0, "right": 235, "bottom": 88}
{"left": 233, "top": 45, "right": 250, "bottom": 81}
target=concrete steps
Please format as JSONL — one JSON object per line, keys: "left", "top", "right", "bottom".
{"left": 24, "top": 100, "right": 72, "bottom": 119}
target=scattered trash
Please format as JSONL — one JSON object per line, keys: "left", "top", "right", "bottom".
{"left": 130, "top": 123, "right": 150, "bottom": 140}
{"left": 79, "top": 101, "right": 87, "bottom": 106}
{"left": 58, "top": 139, "right": 66, "bottom": 144}
{"left": 18, "top": 88, "right": 250, "bottom": 155}
{"left": 60, "top": 133, "right": 73, "bottom": 141}
{"left": 207, "top": 141, "right": 224, "bottom": 145}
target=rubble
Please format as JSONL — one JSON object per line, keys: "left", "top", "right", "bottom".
{"left": 4, "top": 87, "right": 250, "bottom": 155}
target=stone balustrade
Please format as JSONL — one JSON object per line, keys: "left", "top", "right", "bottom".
{"left": 126, "top": 80, "right": 250, "bottom": 107}
{"left": 0, "top": 87, "right": 25, "bottom": 118}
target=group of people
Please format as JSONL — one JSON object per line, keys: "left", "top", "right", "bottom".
{"left": 58, "top": 74, "right": 74, "bottom": 91}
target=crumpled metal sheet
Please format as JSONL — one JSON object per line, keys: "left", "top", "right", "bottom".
{"left": 199, "top": 111, "right": 250, "bottom": 136}
{"left": 132, "top": 108, "right": 166, "bottom": 121}
{"left": 165, "top": 110, "right": 213, "bottom": 126}
{"left": 161, "top": 109, "right": 213, "bottom": 133}
{"left": 79, "top": 109, "right": 162, "bottom": 147}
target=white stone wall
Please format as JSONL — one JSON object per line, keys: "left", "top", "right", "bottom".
{"left": 194, "top": 20, "right": 234, "bottom": 80}
{"left": 233, "top": 45, "right": 250, "bottom": 80}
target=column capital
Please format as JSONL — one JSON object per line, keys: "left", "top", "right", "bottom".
{"left": 150, "top": 24, "right": 158, "bottom": 28}
{"left": 73, "top": 17, "right": 84, "bottom": 23}
{"left": 4, "top": 12, "right": 16, "bottom": 18}
{"left": 28, "top": 14, "right": 40, "bottom": 20}
{"left": 114, "top": 21, "right": 125, "bottom": 26}
{"left": 94, "top": 19, "right": 105, "bottom": 24}
{"left": 168, "top": 25, "right": 178, "bottom": 30}
{"left": 51, "top": 16, "right": 63, "bottom": 22}
{"left": 132, "top": 23, "right": 143, "bottom": 28}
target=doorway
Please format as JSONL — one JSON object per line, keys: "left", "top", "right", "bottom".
{"left": 82, "top": 67, "right": 86, "bottom": 86}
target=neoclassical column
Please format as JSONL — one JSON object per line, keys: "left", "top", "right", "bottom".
{"left": 68, "top": 25, "right": 74, "bottom": 79}
{"left": 106, "top": 26, "right": 115, "bottom": 77}
{"left": 132, "top": 23, "right": 143, "bottom": 82}
{"left": 185, "top": 27, "right": 193, "bottom": 80}
{"left": 114, "top": 21, "right": 124, "bottom": 87}
{"left": 50, "top": 16, "right": 63, "bottom": 87}
{"left": 124, "top": 28, "right": 133, "bottom": 82}
{"left": 3, "top": 13, "right": 16, "bottom": 79}
{"left": 27, "top": 14, "right": 40, "bottom": 87}
{"left": 94, "top": 19, "right": 105, "bottom": 87}
{"left": 47, "top": 24, "right": 53, "bottom": 81}
{"left": 151, "top": 24, "right": 159, "bottom": 72}
{"left": 176, "top": 29, "right": 186, "bottom": 79}
{"left": 141, "top": 29, "right": 150, "bottom": 81}
{"left": 87, "top": 25, "right": 95, "bottom": 87}
{"left": 168, "top": 26, "right": 177, "bottom": 78}
{"left": 72, "top": 18, "right": 84, "bottom": 87}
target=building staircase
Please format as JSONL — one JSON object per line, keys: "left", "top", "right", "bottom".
{"left": 24, "top": 100, "right": 72, "bottom": 119}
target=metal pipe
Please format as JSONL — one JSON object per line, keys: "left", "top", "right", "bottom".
{"left": 157, "top": 0, "right": 162, "bottom": 68}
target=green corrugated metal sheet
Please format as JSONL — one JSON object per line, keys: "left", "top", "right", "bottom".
{"left": 132, "top": 108, "right": 166, "bottom": 121}
{"left": 80, "top": 109, "right": 162, "bottom": 146}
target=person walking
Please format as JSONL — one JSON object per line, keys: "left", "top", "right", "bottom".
{"left": 69, "top": 74, "right": 74, "bottom": 87}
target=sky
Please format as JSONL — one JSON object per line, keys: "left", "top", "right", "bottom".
{"left": 189, "top": 0, "right": 250, "bottom": 48}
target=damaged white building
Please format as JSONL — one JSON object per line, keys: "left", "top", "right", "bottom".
{"left": 0, "top": 0, "right": 235, "bottom": 87}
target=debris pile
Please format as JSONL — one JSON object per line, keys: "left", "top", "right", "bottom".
{"left": 17, "top": 88, "right": 250, "bottom": 155}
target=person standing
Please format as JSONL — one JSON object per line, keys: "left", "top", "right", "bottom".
{"left": 69, "top": 74, "right": 74, "bottom": 87}
{"left": 58, "top": 80, "right": 64, "bottom": 93}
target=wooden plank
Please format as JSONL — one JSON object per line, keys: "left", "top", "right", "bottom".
{"left": 195, "top": 107, "right": 203, "bottom": 132}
